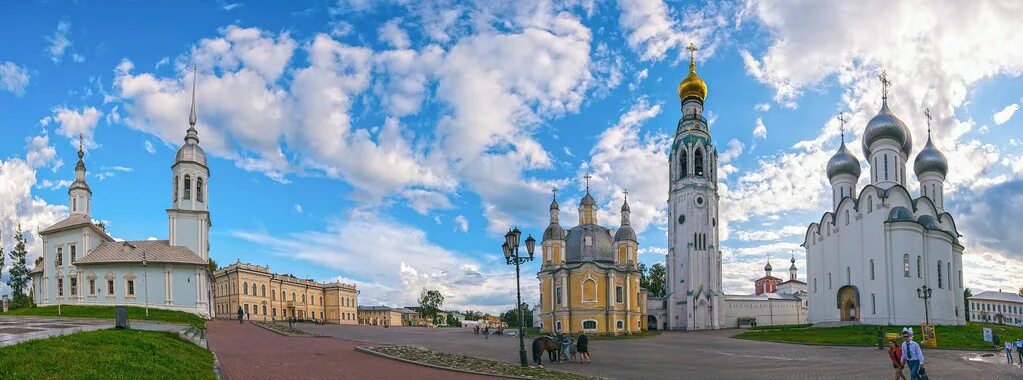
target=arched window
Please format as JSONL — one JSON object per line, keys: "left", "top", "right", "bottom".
{"left": 679, "top": 150, "right": 688, "bottom": 177}
{"left": 867, "top": 196, "right": 873, "bottom": 213}
{"left": 174, "top": 176, "right": 179, "bottom": 201}
{"left": 251, "top": 283, "right": 257, "bottom": 295}
{"left": 243, "top": 282, "right": 248, "bottom": 295}
{"left": 828, "top": 273, "right": 832, "bottom": 289}
{"left": 582, "top": 278, "right": 597, "bottom": 303}
{"left": 870, "top": 259, "right": 875, "bottom": 280}
{"left": 302, "top": 294, "right": 306, "bottom": 302}
{"left": 846, "top": 267, "right": 851, "bottom": 284}
{"left": 197, "top": 178, "right": 204, "bottom": 202}
{"left": 272, "top": 289, "right": 276, "bottom": 300}
{"left": 261, "top": 285, "right": 266, "bottom": 297}
{"left": 694, "top": 149, "right": 704, "bottom": 177}
{"left": 845, "top": 210, "right": 850, "bottom": 226}
{"left": 937, "top": 261, "right": 943, "bottom": 288}
{"left": 883, "top": 154, "right": 889, "bottom": 180}
{"left": 183, "top": 175, "right": 192, "bottom": 200}
{"left": 947, "top": 262, "right": 952, "bottom": 288}
{"left": 292, "top": 292, "right": 296, "bottom": 301}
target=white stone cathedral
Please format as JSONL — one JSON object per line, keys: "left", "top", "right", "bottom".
{"left": 666, "top": 46, "right": 724, "bottom": 330}
{"left": 30, "top": 70, "right": 213, "bottom": 317}
{"left": 804, "top": 74, "right": 966, "bottom": 326}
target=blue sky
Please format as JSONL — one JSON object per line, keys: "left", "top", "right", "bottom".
{"left": 2, "top": 0, "right": 1022, "bottom": 313}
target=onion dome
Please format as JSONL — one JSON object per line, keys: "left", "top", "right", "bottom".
{"left": 543, "top": 223, "right": 566, "bottom": 241}
{"left": 550, "top": 196, "right": 559, "bottom": 210}
{"left": 862, "top": 100, "right": 913, "bottom": 157}
{"left": 614, "top": 225, "right": 636, "bottom": 242}
{"left": 580, "top": 192, "right": 596, "bottom": 207}
{"left": 69, "top": 137, "right": 90, "bottom": 192}
{"left": 677, "top": 51, "right": 708, "bottom": 102}
{"left": 913, "top": 135, "right": 948, "bottom": 177}
{"left": 887, "top": 206, "right": 914, "bottom": 222}
{"left": 764, "top": 261, "right": 773, "bottom": 272}
{"left": 826, "top": 142, "right": 861, "bottom": 179}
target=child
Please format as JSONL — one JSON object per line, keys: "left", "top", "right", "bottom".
{"left": 569, "top": 335, "right": 578, "bottom": 362}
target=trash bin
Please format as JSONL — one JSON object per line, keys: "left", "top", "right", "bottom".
{"left": 115, "top": 306, "right": 130, "bottom": 329}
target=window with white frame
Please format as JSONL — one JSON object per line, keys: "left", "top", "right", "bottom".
{"left": 107, "top": 279, "right": 115, "bottom": 295}
{"left": 582, "top": 320, "right": 597, "bottom": 330}
{"left": 616, "top": 320, "right": 624, "bottom": 330}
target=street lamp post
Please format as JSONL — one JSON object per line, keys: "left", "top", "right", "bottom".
{"left": 917, "top": 285, "right": 933, "bottom": 325}
{"left": 502, "top": 227, "right": 536, "bottom": 368}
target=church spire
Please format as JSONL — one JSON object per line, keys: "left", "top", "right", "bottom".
{"left": 69, "top": 133, "right": 92, "bottom": 216}
{"left": 185, "top": 67, "right": 200, "bottom": 145}
{"left": 579, "top": 172, "right": 597, "bottom": 225}
{"left": 789, "top": 252, "right": 798, "bottom": 281}
{"left": 620, "top": 189, "right": 631, "bottom": 226}
{"left": 549, "top": 187, "right": 560, "bottom": 224}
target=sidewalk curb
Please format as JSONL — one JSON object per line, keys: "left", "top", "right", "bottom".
{"left": 250, "top": 321, "right": 328, "bottom": 337}
{"left": 354, "top": 346, "right": 535, "bottom": 379}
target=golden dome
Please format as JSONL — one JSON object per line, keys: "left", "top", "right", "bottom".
{"left": 678, "top": 43, "right": 707, "bottom": 101}
{"left": 678, "top": 61, "right": 707, "bottom": 101}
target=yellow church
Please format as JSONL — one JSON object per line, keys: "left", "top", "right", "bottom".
{"left": 536, "top": 184, "right": 645, "bottom": 335}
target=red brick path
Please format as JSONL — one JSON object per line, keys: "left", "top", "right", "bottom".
{"left": 206, "top": 320, "right": 486, "bottom": 380}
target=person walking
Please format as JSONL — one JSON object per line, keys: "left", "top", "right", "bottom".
{"left": 568, "top": 334, "right": 578, "bottom": 362}
{"left": 483, "top": 325, "right": 490, "bottom": 340}
{"left": 1016, "top": 339, "right": 1023, "bottom": 366}
{"left": 236, "top": 306, "right": 244, "bottom": 324}
{"left": 560, "top": 333, "right": 570, "bottom": 363}
{"left": 900, "top": 328, "right": 925, "bottom": 380}
{"left": 888, "top": 340, "right": 907, "bottom": 380}
{"left": 577, "top": 332, "right": 590, "bottom": 363}
{"left": 246, "top": 309, "right": 251, "bottom": 321}
{"left": 1006, "top": 341, "right": 1015, "bottom": 365}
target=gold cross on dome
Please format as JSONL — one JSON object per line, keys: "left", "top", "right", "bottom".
{"left": 687, "top": 43, "right": 698, "bottom": 62}
{"left": 836, "top": 111, "right": 848, "bottom": 144}
{"left": 878, "top": 70, "right": 892, "bottom": 100}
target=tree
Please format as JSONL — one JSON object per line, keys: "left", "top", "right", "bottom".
{"left": 500, "top": 303, "right": 533, "bottom": 328}
{"left": 1018, "top": 287, "right": 1022, "bottom": 297}
{"left": 963, "top": 288, "right": 972, "bottom": 322}
{"left": 208, "top": 258, "right": 218, "bottom": 273}
{"left": 462, "top": 310, "right": 483, "bottom": 321}
{"left": 8, "top": 225, "right": 31, "bottom": 306}
{"left": 639, "top": 262, "right": 667, "bottom": 297}
{"left": 418, "top": 289, "right": 444, "bottom": 321}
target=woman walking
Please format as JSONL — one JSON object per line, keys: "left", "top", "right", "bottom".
{"left": 577, "top": 332, "right": 590, "bottom": 363}
{"left": 887, "top": 340, "right": 907, "bottom": 380}
{"left": 560, "top": 333, "right": 570, "bottom": 363}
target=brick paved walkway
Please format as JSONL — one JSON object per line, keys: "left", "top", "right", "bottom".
{"left": 206, "top": 320, "right": 486, "bottom": 380}
{"left": 298, "top": 324, "right": 1023, "bottom": 380}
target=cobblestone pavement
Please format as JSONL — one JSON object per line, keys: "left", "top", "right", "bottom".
{"left": 0, "top": 316, "right": 190, "bottom": 346}
{"left": 206, "top": 320, "right": 486, "bottom": 380}
{"left": 298, "top": 324, "right": 1023, "bottom": 380}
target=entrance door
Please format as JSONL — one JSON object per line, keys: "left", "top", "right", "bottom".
{"left": 647, "top": 315, "right": 658, "bottom": 330}
{"left": 837, "top": 286, "right": 859, "bottom": 321}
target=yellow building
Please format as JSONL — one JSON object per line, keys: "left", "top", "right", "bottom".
{"left": 358, "top": 306, "right": 407, "bottom": 327}
{"left": 537, "top": 187, "right": 644, "bottom": 335}
{"left": 212, "top": 261, "right": 358, "bottom": 324}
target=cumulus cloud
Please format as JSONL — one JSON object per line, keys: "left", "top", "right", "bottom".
{"left": 734, "top": 225, "right": 805, "bottom": 241}
{"left": 615, "top": 0, "right": 728, "bottom": 61}
{"left": 230, "top": 217, "right": 524, "bottom": 312}
{"left": 45, "top": 106, "right": 102, "bottom": 149}
{"left": 24, "top": 133, "right": 59, "bottom": 170}
{"left": 753, "top": 117, "right": 767, "bottom": 139}
{"left": 0, "top": 62, "right": 30, "bottom": 95}
{"left": 46, "top": 21, "right": 73, "bottom": 63}
{"left": 378, "top": 18, "right": 412, "bottom": 49}
{"left": 453, "top": 214, "right": 469, "bottom": 232}
{"left": 993, "top": 103, "right": 1019, "bottom": 125}
{"left": 0, "top": 150, "right": 68, "bottom": 286}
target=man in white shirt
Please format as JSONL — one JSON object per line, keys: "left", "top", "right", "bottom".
{"left": 900, "top": 328, "right": 925, "bottom": 380}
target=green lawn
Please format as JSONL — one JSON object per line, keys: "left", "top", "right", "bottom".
{"left": 0, "top": 329, "right": 216, "bottom": 380}
{"left": 5, "top": 305, "right": 206, "bottom": 329}
{"left": 735, "top": 322, "right": 1023, "bottom": 350}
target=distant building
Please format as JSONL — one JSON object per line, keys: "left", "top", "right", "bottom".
{"left": 358, "top": 306, "right": 404, "bottom": 326}
{"left": 754, "top": 261, "right": 783, "bottom": 295}
{"left": 722, "top": 257, "right": 808, "bottom": 328}
{"left": 212, "top": 260, "right": 358, "bottom": 324}
{"left": 968, "top": 291, "right": 1023, "bottom": 326}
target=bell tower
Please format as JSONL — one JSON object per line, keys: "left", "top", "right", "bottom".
{"left": 168, "top": 68, "right": 211, "bottom": 261}
{"left": 666, "top": 44, "right": 722, "bottom": 330}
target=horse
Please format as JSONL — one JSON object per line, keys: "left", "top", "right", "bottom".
{"left": 531, "top": 335, "right": 560, "bottom": 367}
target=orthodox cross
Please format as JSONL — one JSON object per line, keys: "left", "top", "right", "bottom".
{"left": 583, "top": 172, "right": 592, "bottom": 192}
{"left": 878, "top": 70, "right": 892, "bottom": 100}
{"left": 551, "top": 186, "right": 558, "bottom": 200}
{"left": 623, "top": 188, "right": 629, "bottom": 202}
{"left": 687, "top": 43, "right": 698, "bottom": 60}
{"left": 924, "top": 108, "right": 932, "bottom": 137}
{"left": 77, "top": 133, "right": 85, "bottom": 158}
{"left": 836, "top": 111, "right": 848, "bottom": 144}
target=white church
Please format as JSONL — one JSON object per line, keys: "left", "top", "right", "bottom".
{"left": 30, "top": 72, "right": 213, "bottom": 317}
{"left": 803, "top": 74, "right": 966, "bottom": 326}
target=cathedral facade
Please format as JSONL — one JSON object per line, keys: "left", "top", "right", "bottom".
{"left": 665, "top": 47, "right": 724, "bottom": 330}
{"left": 804, "top": 77, "right": 966, "bottom": 326}
{"left": 30, "top": 72, "right": 213, "bottom": 317}
{"left": 536, "top": 188, "right": 644, "bottom": 335}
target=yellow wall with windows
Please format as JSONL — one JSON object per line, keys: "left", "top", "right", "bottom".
{"left": 212, "top": 261, "right": 358, "bottom": 324}
{"left": 538, "top": 263, "right": 643, "bottom": 335}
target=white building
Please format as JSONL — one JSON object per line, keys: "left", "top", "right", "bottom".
{"left": 968, "top": 291, "right": 1023, "bottom": 326}
{"left": 804, "top": 76, "right": 965, "bottom": 326}
{"left": 29, "top": 72, "right": 213, "bottom": 317}
{"left": 722, "top": 257, "right": 809, "bottom": 328}
{"left": 666, "top": 47, "right": 724, "bottom": 330}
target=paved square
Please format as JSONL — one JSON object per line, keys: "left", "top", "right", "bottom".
{"left": 296, "top": 324, "right": 1023, "bottom": 379}
{"left": 0, "top": 317, "right": 111, "bottom": 346}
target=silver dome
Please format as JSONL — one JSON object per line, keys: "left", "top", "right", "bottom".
{"left": 614, "top": 225, "right": 636, "bottom": 242}
{"left": 550, "top": 197, "right": 559, "bottom": 210}
{"left": 580, "top": 192, "right": 596, "bottom": 206}
{"left": 543, "top": 223, "right": 566, "bottom": 241}
{"left": 564, "top": 224, "right": 614, "bottom": 262}
{"left": 175, "top": 143, "right": 207, "bottom": 166}
{"left": 862, "top": 101, "right": 913, "bottom": 157}
{"left": 764, "top": 261, "right": 773, "bottom": 271}
{"left": 888, "top": 206, "right": 914, "bottom": 222}
{"left": 913, "top": 136, "right": 948, "bottom": 177}
{"left": 917, "top": 215, "right": 940, "bottom": 230}
{"left": 826, "top": 143, "right": 861, "bottom": 179}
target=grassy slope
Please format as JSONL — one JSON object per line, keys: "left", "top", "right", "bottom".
{"left": 0, "top": 329, "right": 215, "bottom": 380}
{"left": 6, "top": 305, "right": 206, "bottom": 329}
{"left": 736, "top": 322, "right": 1023, "bottom": 350}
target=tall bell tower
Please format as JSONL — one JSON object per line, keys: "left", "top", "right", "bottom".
{"left": 168, "top": 68, "right": 211, "bottom": 261}
{"left": 666, "top": 44, "right": 722, "bottom": 330}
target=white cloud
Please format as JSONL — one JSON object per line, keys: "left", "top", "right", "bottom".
{"left": 294, "top": 204, "right": 303, "bottom": 213}
{"left": 25, "top": 133, "right": 58, "bottom": 169}
{"left": 46, "top": 21, "right": 73, "bottom": 63}
{"left": 615, "top": 0, "right": 727, "bottom": 61}
{"left": 0, "top": 62, "right": 30, "bottom": 95}
{"left": 0, "top": 156, "right": 67, "bottom": 285}
{"left": 230, "top": 217, "right": 523, "bottom": 312}
{"left": 47, "top": 106, "right": 102, "bottom": 149}
{"left": 378, "top": 19, "right": 411, "bottom": 49}
{"left": 754, "top": 102, "right": 771, "bottom": 112}
{"left": 143, "top": 140, "right": 155, "bottom": 154}
{"left": 453, "top": 214, "right": 469, "bottom": 233}
{"left": 993, "top": 103, "right": 1019, "bottom": 125}
{"left": 735, "top": 225, "right": 805, "bottom": 241}
{"left": 584, "top": 97, "right": 668, "bottom": 234}
{"left": 753, "top": 117, "right": 767, "bottom": 139}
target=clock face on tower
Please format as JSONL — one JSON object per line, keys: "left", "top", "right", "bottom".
{"left": 695, "top": 196, "right": 705, "bottom": 207}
